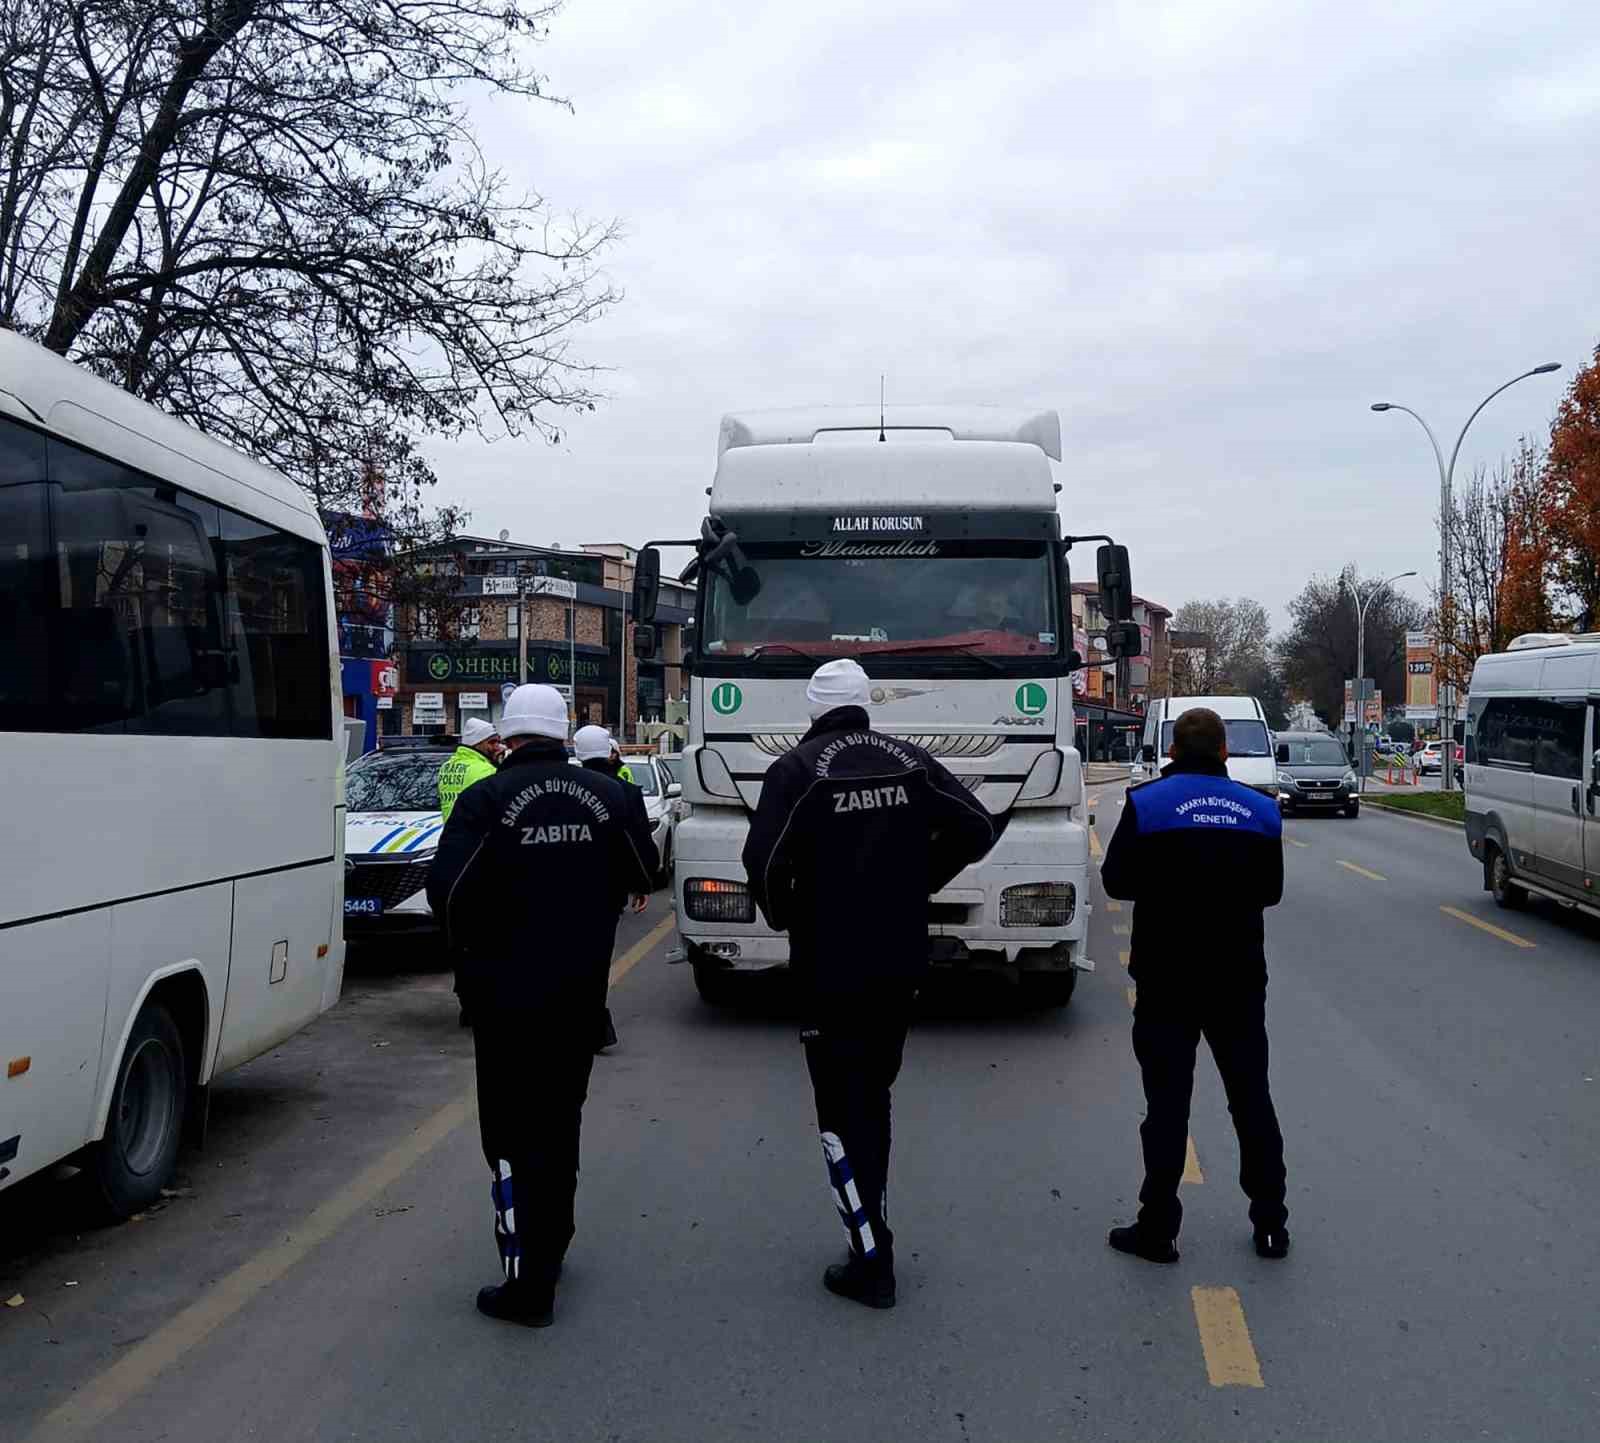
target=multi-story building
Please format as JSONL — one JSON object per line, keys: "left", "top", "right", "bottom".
{"left": 387, "top": 536, "right": 693, "bottom": 741}
{"left": 1070, "top": 582, "right": 1171, "bottom": 759}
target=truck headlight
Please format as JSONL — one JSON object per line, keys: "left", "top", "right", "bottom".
{"left": 1000, "top": 882, "right": 1075, "bottom": 928}
{"left": 683, "top": 878, "right": 755, "bottom": 924}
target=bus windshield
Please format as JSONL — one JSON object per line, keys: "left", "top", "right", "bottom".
{"left": 701, "top": 541, "right": 1060, "bottom": 661}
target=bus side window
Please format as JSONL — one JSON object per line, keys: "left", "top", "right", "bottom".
{"left": 0, "top": 420, "right": 50, "bottom": 731}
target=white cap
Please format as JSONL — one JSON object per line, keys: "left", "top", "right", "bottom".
{"left": 573, "top": 725, "right": 614, "bottom": 762}
{"left": 806, "top": 658, "right": 871, "bottom": 718}
{"left": 461, "top": 717, "right": 498, "bottom": 749}
{"left": 498, "top": 683, "right": 570, "bottom": 741}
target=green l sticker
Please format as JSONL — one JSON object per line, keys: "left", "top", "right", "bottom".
{"left": 1015, "top": 682, "right": 1049, "bottom": 715}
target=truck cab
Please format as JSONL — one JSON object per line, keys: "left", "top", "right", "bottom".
{"left": 631, "top": 406, "right": 1139, "bottom": 1007}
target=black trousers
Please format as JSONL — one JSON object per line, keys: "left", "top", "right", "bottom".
{"left": 473, "top": 1017, "right": 599, "bottom": 1286}
{"left": 1131, "top": 984, "right": 1287, "bottom": 1239}
{"left": 802, "top": 1002, "right": 912, "bottom": 1270}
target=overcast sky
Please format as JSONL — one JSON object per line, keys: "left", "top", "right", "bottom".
{"left": 425, "top": 0, "right": 1600, "bottom": 627}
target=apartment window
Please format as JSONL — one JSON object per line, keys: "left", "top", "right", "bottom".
{"left": 507, "top": 604, "right": 519, "bottom": 641}
{"left": 459, "top": 606, "right": 481, "bottom": 641}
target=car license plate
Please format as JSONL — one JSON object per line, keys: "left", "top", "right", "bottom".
{"left": 344, "top": 897, "right": 383, "bottom": 917}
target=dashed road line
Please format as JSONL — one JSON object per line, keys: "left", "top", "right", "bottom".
{"left": 1118, "top": 949, "right": 1130, "bottom": 968}
{"left": 1125, "top": 986, "right": 1137, "bottom": 1010}
{"left": 1335, "top": 859, "right": 1386, "bottom": 882}
{"left": 1285, "top": 837, "right": 1310, "bottom": 849}
{"left": 1183, "top": 1136, "right": 1204, "bottom": 1185}
{"left": 1440, "top": 905, "right": 1536, "bottom": 949}
{"left": 1089, "top": 827, "right": 1104, "bottom": 860}
{"left": 1191, "top": 1286, "right": 1265, "bottom": 1388}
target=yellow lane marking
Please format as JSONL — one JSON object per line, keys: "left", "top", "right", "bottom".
{"left": 1183, "top": 1136, "right": 1204, "bottom": 1185}
{"left": 1089, "top": 793, "right": 1100, "bottom": 806}
{"left": 1125, "top": 986, "right": 1137, "bottom": 1010}
{"left": 1336, "top": 859, "right": 1386, "bottom": 882}
{"left": 1440, "top": 905, "right": 1536, "bottom": 950}
{"left": 1285, "top": 837, "right": 1309, "bottom": 849}
{"left": 32, "top": 924, "right": 680, "bottom": 1442}
{"left": 1191, "top": 1286, "right": 1265, "bottom": 1388}
{"left": 1103, "top": 899, "right": 1122, "bottom": 913}
{"left": 1118, "top": 949, "right": 1130, "bottom": 968}
{"left": 610, "top": 914, "right": 676, "bottom": 984}
{"left": 1113, "top": 923, "right": 1130, "bottom": 935}
{"left": 1089, "top": 827, "right": 1104, "bottom": 860}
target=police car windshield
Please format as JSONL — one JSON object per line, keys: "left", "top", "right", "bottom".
{"left": 347, "top": 753, "right": 446, "bottom": 811}
{"left": 1160, "top": 719, "right": 1272, "bottom": 758}
{"left": 702, "top": 542, "right": 1059, "bottom": 661}
{"left": 627, "top": 763, "right": 658, "bottom": 796}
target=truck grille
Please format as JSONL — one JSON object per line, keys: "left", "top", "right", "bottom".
{"left": 748, "top": 732, "right": 1006, "bottom": 758}
{"left": 346, "top": 859, "right": 432, "bottom": 909}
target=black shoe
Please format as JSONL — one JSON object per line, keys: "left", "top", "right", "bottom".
{"left": 823, "top": 1256, "right": 896, "bottom": 1310}
{"left": 1108, "top": 1224, "right": 1180, "bottom": 1264}
{"left": 1253, "top": 1228, "right": 1291, "bottom": 1259}
{"left": 476, "top": 1281, "right": 554, "bottom": 1327}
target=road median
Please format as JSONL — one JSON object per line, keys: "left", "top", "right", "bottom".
{"left": 1363, "top": 790, "right": 1465, "bottom": 827}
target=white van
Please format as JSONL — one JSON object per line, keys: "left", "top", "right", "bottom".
{"left": 1463, "top": 633, "right": 1600, "bottom": 917}
{"left": 1140, "top": 695, "right": 1278, "bottom": 797}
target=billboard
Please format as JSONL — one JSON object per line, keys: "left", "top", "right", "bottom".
{"left": 1405, "top": 631, "right": 1437, "bottom": 719}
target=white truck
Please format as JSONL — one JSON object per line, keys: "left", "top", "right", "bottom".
{"left": 630, "top": 406, "right": 1141, "bottom": 1007}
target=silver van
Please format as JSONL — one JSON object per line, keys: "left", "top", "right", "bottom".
{"left": 1463, "top": 634, "right": 1600, "bottom": 915}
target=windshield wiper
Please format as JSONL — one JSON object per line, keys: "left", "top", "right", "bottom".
{"left": 861, "top": 641, "right": 1005, "bottom": 672}
{"left": 747, "top": 642, "right": 829, "bottom": 665}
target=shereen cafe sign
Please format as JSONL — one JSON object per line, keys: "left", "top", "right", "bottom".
{"left": 407, "top": 648, "right": 605, "bottom": 686}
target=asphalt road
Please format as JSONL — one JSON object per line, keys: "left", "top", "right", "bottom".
{"left": 3, "top": 796, "right": 1597, "bottom": 1441}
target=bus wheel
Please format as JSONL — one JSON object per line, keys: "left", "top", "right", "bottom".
{"left": 1487, "top": 846, "right": 1526, "bottom": 911}
{"left": 90, "top": 1002, "right": 188, "bottom": 1220}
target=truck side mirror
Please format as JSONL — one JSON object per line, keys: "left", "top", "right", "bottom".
{"left": 1275, "top": 743, "right": 1290, "bottom": 764}
{"left": 633, "top": 623, "right": 658, "bottom": 660}
{"left": 1102, "top": 620, "right": 1141, "bottom": 658}
{"left": 1140, "top": 743, "right": 1156, "bottom": 763}
{"left": 1096, "top": 543, "right": 1134, "bottom": 623}
{"left": 632, "top": 546, "right": 661, "bottom": 624}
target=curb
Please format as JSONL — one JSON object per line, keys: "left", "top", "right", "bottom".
{"left": 1363, "top": 797, "right": 1465, "bottom": 829}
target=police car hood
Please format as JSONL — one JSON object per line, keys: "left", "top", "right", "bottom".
{"left": 345, "top": 811, "right": 445, "bottom": 857}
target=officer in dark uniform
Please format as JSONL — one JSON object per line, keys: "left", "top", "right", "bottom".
{"left": 742, "top": 660, "right": 999, "bottom": 1309}
{"left": 1100, "top": 706, "right": 1290, "bottom": 1263}
{"left": 427, "top": 684, "right": 657, "bottom": 1326}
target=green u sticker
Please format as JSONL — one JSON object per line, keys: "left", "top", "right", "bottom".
{"left": 710, "top": 683, "right": 743, "bottom": 715}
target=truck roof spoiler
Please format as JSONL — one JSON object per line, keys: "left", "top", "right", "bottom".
{"left": 717, "top": 406, "right": 1062, "bottom": 462}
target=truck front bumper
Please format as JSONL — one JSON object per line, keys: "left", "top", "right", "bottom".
{"left": 672, "top": 810, "right": 1092, "bottom": 975}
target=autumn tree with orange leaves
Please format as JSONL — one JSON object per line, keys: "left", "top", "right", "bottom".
{"left": 1545, "top": 343, "right": 1600, "bottom": 626}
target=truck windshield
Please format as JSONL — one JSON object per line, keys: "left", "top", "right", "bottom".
{"left": 701, "top": 541, "right": 1059, "bottom": 661}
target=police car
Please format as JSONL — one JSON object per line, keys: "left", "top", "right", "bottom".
{"left": 623, "top": 753, "right": 681, "bottom": 880}
{"left": 342, "top": 740, "right": 453, "bottom": 934}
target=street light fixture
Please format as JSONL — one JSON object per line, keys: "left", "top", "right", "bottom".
{"left": 1342, "top": 570, "right": 1417, "bottom": 794}
{"left": 1370, "top": 363, "right": 1562, "bottom": 790}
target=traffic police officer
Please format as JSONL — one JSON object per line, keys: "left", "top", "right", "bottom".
{"left": 1100, "top": 706, "right": 1290, "bottom": 1263}
{"left": 573, "top": 725, "right": 654, "bottom": 1050}
{"left": 437, "top": 716, "right": 501, "bottom": 822}
{"left": 427, "top": 685, "right": 657, "bottom": 1326}
{"left": 742, "top": 660, "right": 998, "bottom": 1308}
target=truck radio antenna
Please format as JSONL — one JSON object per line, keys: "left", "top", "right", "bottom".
{"left": 878, "top": 374, "right": 886, "bottom": 442}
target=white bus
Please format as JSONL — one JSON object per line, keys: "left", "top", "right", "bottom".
{"left": 0, "top": 331, "right": 346, "bottom": 1217}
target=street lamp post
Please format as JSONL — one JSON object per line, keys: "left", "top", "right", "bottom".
{"left": 1344, "top": 570, "right": 1417, "bottom": 793}
{"left": 1371, "top": 362, "right": 1561, "bottom": 791}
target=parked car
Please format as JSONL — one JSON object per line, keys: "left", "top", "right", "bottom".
{"left": 343, "top": 742, "right": 453, "bottom": 934}
{"left": 1414, "top": 741, "right": 1446, "bottom": 775}
{"left": 1275, "top": 732, "right": 1359, "bottom": 817}
{"left": 619, "top": 752, "right": 681, "bottom": 881}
